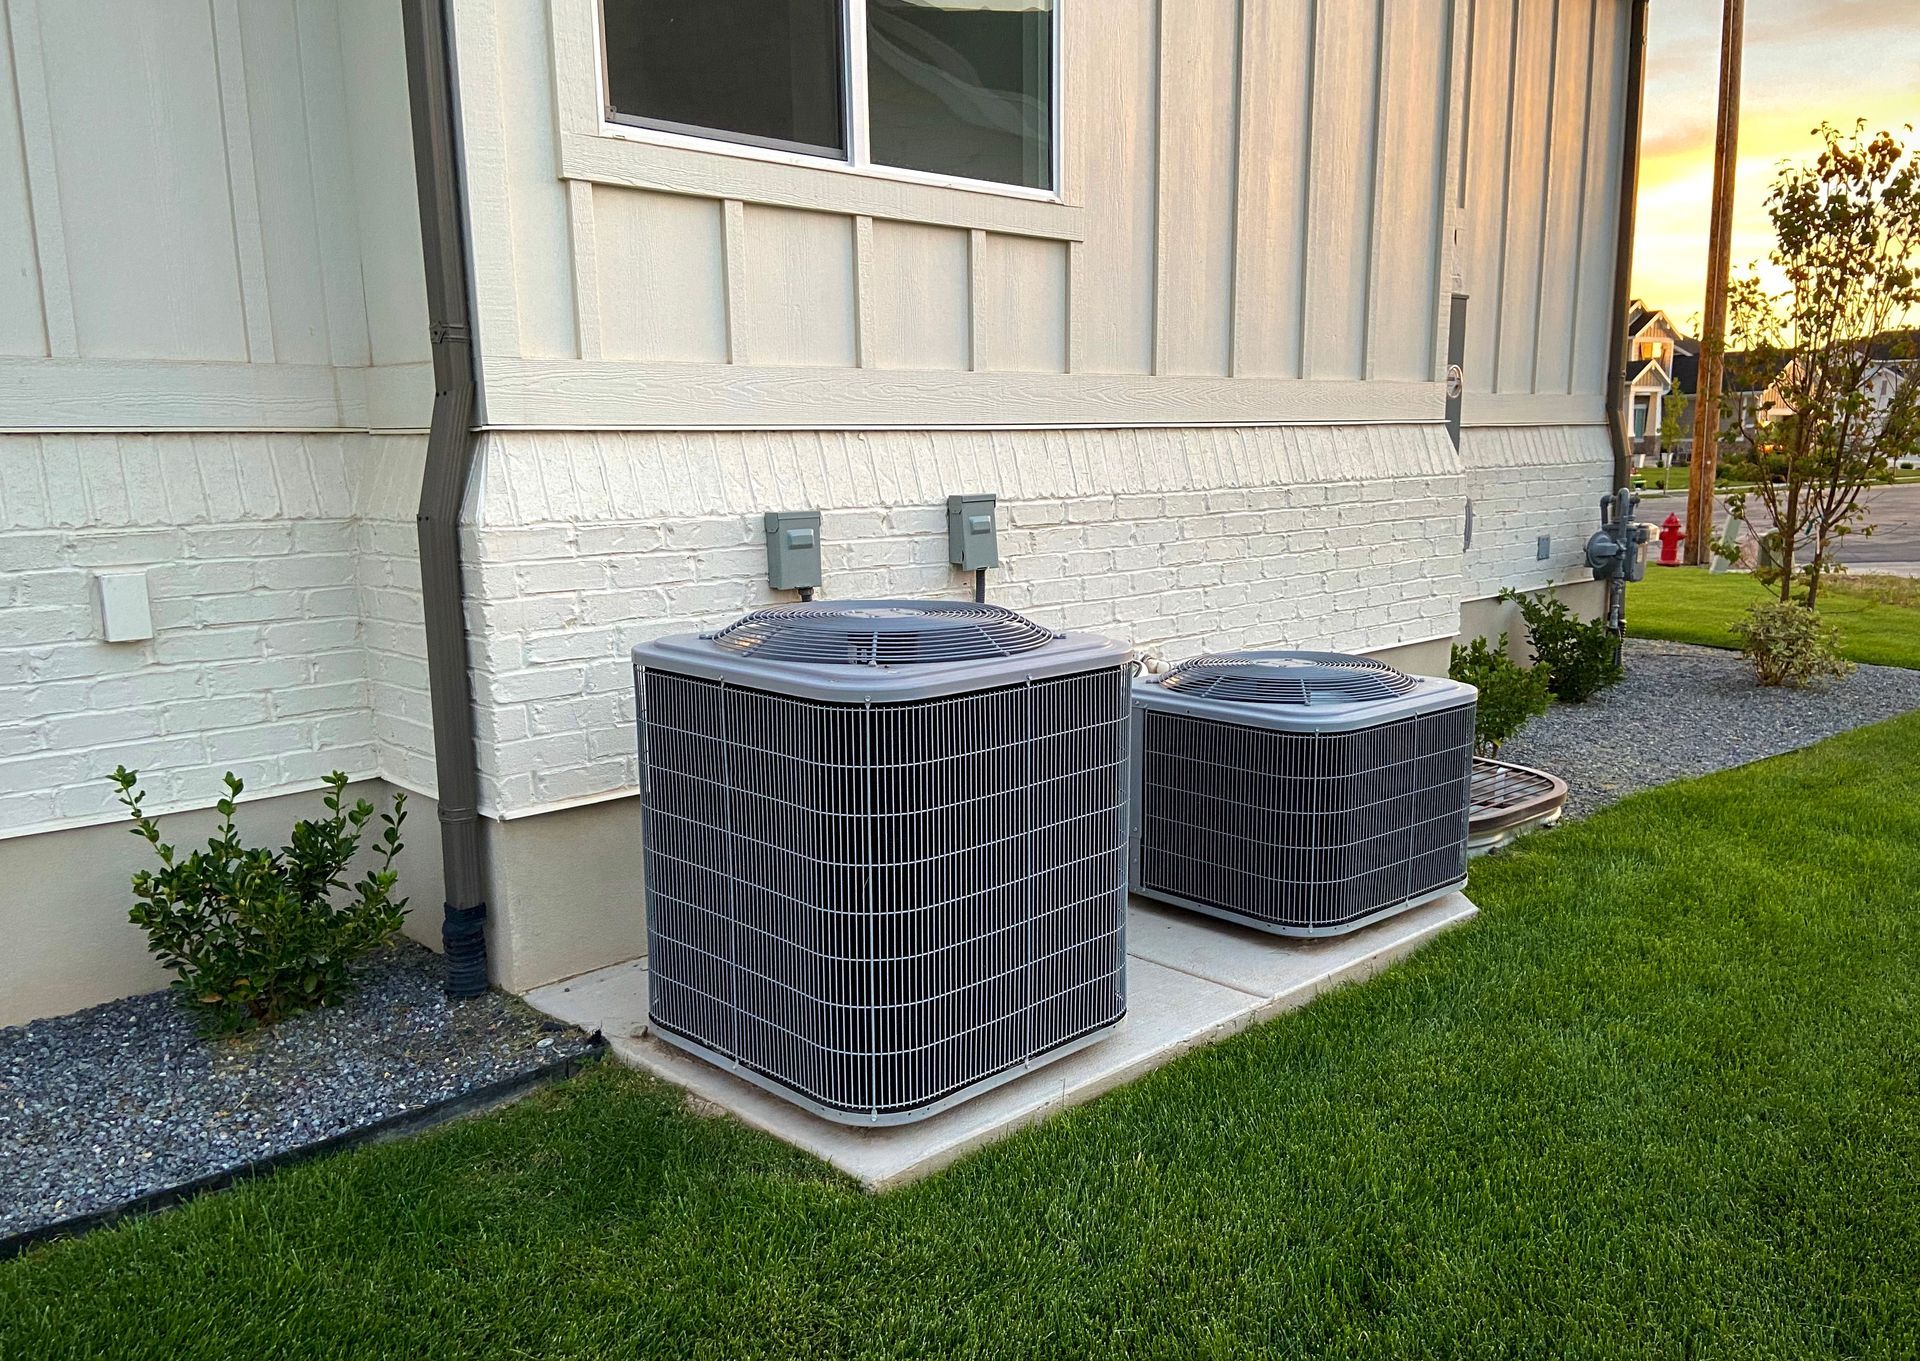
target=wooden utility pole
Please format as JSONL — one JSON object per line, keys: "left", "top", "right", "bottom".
{"left": 1685, "top": 0, "right": 1746, "bottom": 564}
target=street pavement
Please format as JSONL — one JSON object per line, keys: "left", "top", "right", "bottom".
{"left": 1635, "top": 478, "right": 1920, "bottom": 576}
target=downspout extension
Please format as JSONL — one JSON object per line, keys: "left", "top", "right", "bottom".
{"left": 402, "top": 0, "right": 489, "bottom": 998}
{"left": 1601, "top": 0, "right": 1651, "bottom": 648}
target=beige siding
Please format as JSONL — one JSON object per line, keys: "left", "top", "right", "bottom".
{"left": 1230, "top": 1, "right": 1316, "bottom": 380}
{"left": 1153, "top": 0, "right": 1240, "bottom": 378}
{"left": 0, "top": 10, "right": 47, "bottom": 358}
{"left": 471, "top": 0, "right": 1645, "bottom": 428}
{"left": 0, "top": 0, "right": 430, "bottom": 430}
{"left": 1459, "top": 0, "right": 1627, "bottom": 420}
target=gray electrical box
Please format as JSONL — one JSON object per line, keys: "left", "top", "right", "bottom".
{"left": 763, "top": 510, "right": 822, "bottom": 592}
{"left": 946, "top": 493, "right": 1000, "bottom": 571}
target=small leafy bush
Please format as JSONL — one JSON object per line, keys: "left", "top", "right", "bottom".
{"left": 1450, "top": 633, "right": 1552, "bottom": 757}
{"left": 1732, "top": 600, "right": 1854, "bottom": 688}
{"left": 110, "top": 768, "right": 408, "bottom": 1036}
{"left": 1500, "top": 587, "right": 1624, "bottom": 702}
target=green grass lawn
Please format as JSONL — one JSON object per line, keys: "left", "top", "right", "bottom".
{"left": 8, "top": 719, "right": 1920, "bottom": 1358}
{"left": 1627, "top": 567, "right": 1920, "bottom": 669}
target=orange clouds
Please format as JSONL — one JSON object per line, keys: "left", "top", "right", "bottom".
{"left": 1630, "top": 0, "right": 1918, "bottom": 321}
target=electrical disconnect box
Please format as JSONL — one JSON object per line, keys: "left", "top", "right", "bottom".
{"left": 763, "top": 510, "right": 822, "bottom": 593}
{"left": 946, "top": 493, "right": 1000, "bottom": 571}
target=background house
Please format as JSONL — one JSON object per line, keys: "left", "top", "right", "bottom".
{"left": 1623, "top": 300, "right": 1680, "bottom": 463}
{"left": 0, "top": 0, "right": 1639, "bottom": 1025}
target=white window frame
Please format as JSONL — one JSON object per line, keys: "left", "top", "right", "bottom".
{"left": 593, "top": 0, "right": 1065, "bottom": 205}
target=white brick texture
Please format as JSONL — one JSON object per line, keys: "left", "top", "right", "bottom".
{"left": 1460, "top": 425, "right": 1613, "bottom": 598}
{"left": 2, "top": 422, "right": 1609, "bottom": 834}
{"left": 460, "top": 425, "right": 1472, "bottom": 816}
{"left": 0, "top": 432, "right": 426, "bottom": 835}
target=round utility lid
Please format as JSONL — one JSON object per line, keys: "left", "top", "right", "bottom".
{"left": 703, "top": 599, "right": 1059, "bottom": 666}
{"left": 1157, "top": 650, "right": 1420, "bottom": 705}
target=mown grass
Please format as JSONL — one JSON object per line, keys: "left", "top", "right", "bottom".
{"left": 1628, "top": 566, "right": 1920, "bottom": 669}
{"left": 6, "top": 718, "right": 1920, "bottom": 1358}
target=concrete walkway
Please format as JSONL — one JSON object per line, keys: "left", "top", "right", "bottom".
{"left": 526, "top": 893, "right": 1477, "bottom": 1190}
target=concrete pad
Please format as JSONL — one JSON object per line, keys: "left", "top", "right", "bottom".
{"left": 1127, "top": 893, "right": 1480, "bottom": 1022}
{"left": 522, "top": 893, "right": 1478, "bottom": 1190}
{"left": 523, "top": 957, "right": 649, "bottom": 1041}
{"left": 609, "top": 954, "right": 1261, "bottom": 1189}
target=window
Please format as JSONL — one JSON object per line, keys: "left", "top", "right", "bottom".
{"left": 1632, "top": 395, "right": 1650, "bottom": 437}
{"left": 600, "top": 0, "right": 1057, "bottom": 193}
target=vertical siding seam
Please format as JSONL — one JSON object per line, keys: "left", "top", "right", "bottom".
{"left": 1430, "top": 0, "right": 1464, "bottom": 381}
{"left": 1225, "top": 0, "right": 1248, "bottom": 378}
{"left": 1564, "top": 0, "right": 1601, "bottom": 395}
{"left": 1360, "top": 0, "right": 1388, "bottom": 382}
{"left": 721, "top": 199, "right": 749, "bottom": 365}
{"left": 1457, "top": 0, "right": 1476, "bottom": 210}
{"left": 1294, "top": 0, "right": 1320, "bottom": 379}
{"left": 968, "top": 227, "right": 989, "bottom": 373}
{"left": 299, "top": 0, "right": 362, "bottom": 368}
{"left": 6, "top": 0, "right": 77, "bottom": 357}
{"left": 853, "top": 215, "right": 877, "bottom": 369}
{"left": 1062, "top": 238, "right": 1078, "bottom": 373}
{"left": 1147, "top": 0, "right": 1165, "bottom": 377}
{"left": 455, "top": 0, "right": 523, "bottom": 364}
{"left": 284, "top": 6, "right": 337, "bottom": 366}
{"left": 1526, "top": 0, "right": 1563, "bottom": 394}
{"left": 1488, "top": 0, "right": 1520, "bottom": 394}
{"left": 209, "top": 0, "right": 277, "bottom": 365}
{"left": 566, "top": 179, "right": 603, "bottom": 360}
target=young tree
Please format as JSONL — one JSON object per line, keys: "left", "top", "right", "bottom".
{"left": 1718, "top": 122, "right": 1920, "bottom": 606}
{"left": 1657, "top": 388, "right": 1686, "bottom": 469}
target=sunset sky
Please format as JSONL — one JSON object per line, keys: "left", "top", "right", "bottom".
{"left": 1632, "top": 0, "right": 1920, "bottom": 329}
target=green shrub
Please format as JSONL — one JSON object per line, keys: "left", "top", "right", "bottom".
{"left": 1449, "top": 633, "right": 1552, "bottom": 756}
{"left": 110, "top": 768, "right": 409, "bottom": 1035}
{"left": 1500, "top": 587, "right": 1624, "bottom": 702}
{"left": 1731, "top": 600, "right": 1854, "bottom": 688}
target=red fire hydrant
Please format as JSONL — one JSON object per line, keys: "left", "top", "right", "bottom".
{"left": 1657, "top": 513, "right": 1685, "bottom": 566}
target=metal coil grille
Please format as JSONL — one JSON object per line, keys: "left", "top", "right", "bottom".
{"left": 641, "top": 665, "right": 1130, "bottom": 1121}
{"left": 1158, "top": 651, "right": 1419, "bottom": 706}
{"left": 703, "top": 600, "right": 1058, "bottom": 666}
{"left": 1137, "top": 701, "right": 1474, "bottom": 932}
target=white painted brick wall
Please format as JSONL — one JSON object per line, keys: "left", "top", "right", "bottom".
{"left": 1460, "top": 425, "right": 1613, "bottom": 599}
{"left": 2, "top": 421, "right": 1607, "bottom": 836}
{"left": 0, "top": 432, "right": 426, "bottom": 836}
{"left": 462, "top": 425, "right": 1471, "bottom": 817}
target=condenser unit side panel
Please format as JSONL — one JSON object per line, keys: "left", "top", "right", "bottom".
{"left": 638, "top": 662, "right": 1132, "bottom": 1124}
{"left": 1130, "top": 697, "right": 1475, "bottom": 937}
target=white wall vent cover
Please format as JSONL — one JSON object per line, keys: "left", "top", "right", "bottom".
{"left": 1130, "top": 651, "right": 1476, "bottom": 938}
{"left": 634, "top": 600, "right": 1133, "bottom": 1125}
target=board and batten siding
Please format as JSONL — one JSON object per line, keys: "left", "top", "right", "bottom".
{"left": 1456, "top": 0, "right": 1628, "bottom": 425}
{"left": 0, "top": 0, "right": 430, "bottom": 432}
{"left": 458, "top": 0, "right": 1630, "bottom": 432}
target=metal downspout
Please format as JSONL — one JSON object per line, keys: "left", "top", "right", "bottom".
{"left": 401, "top": 0, "right": 488, "bottom": 997}
{"left": 1602, "top": 0, "right": 1651, "bottom": 640}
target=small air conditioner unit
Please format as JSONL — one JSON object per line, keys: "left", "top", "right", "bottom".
{"left": 1130, "top": 651, "right": 1476, "bottom": 937}
{"left": 634, "top": 600, "right": 1132, "bottom": 1125}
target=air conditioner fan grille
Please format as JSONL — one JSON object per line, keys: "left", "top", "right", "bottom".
{"left": 704, "top": 599, "right": 1058, "bottom": 666}
{"left": 1158, "top": 650, "right": 1420, "bottom": 705}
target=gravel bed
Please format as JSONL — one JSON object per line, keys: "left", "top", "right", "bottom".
{"left": 0, "top": 940, "right": 594, "bottom": 1241}
{"left": 1499, "top": 637, "right": 1920, "bottom": 819}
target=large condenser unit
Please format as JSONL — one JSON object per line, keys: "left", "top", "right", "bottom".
{"left": 634, "top": 600, "right": 1132, "bottom": 1125}
{"left": 1130, "top": 651, "right": 1476, "bottom": 937}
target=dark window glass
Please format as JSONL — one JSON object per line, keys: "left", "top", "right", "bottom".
{"left": 867, "top": 0, "right": 1053, "bottom": 190}
{"left": 602, "top": 0, "right": 846, "bottom": 157}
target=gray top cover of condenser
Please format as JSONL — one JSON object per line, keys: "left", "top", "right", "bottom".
{"left": 634, "top": 598, "right": 1131, "bottom": 697}
{"left": 1134, "top": 650, "right": 1477, "bottom": 727}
